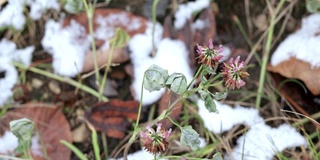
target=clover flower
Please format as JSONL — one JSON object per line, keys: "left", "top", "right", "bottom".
{"left": 196, "top": 39, "right": 224, "bottom": 67}
{"left": 140, "top": 123, "right": 172, "bottom": 154}
{"left": 221, "top": 56, "right": 249, "bottom": 89}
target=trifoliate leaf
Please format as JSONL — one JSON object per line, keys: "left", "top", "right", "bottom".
{"left": 198, "top": 90, "right": 209, "bottom": 100}
{"left": 180, "top": 126, "right": 200, "bottom": 151}
{"left": 212, "top": 92, "right": 227, "bottom": 100}
{"left": 143, "top": 65, "right": 169, "bottom": 92}
{"left": 204, "top": 96, "right": 218, "bottom": 113}
{"left": 10, "top": 118, "right": 35, "bottom": 146}
{"left": 165, "top": 73, "right": 187, "bottom": 95}
{"left": 109, "top": 28, "right": 130, "bottom": 48}
{"left": 63, "top": 0, "right": 83, "bottom": 14}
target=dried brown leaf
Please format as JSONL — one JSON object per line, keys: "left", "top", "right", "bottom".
{"left": 85, "top": 99, "right": 141, "bottom": 139}
{"left": 267, "top": 57, "right": 320, "bottom": 95}
{"left": 0, "top": 103, "right": 72, "bottom": 160}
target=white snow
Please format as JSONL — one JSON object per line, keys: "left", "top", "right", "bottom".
{"left": 0, "top": 132, "right": 46, "bottom": 158}
{"left": 0, "top": 0, "right": 26, "bottom": 30}
{"left": 227, "top": 124, "right": 308, "bottom": 160}
{"left": 271, "top": 13, "right": 320, "bottom": 68}
{"left": 198, "top": 100, "right": 264, "bottom": 133}
{"left": 94, "top": 13, "right": 143, "bottom": 49}
{"left": 41, "top": 19, "right": 91, "bottom": 77}
{"left": 111, "top": 149, "right": 167, "bottom": 160}
{"left": 129, "top": 22, "right": 194, "bottom": 106}
{"left": 0, "top": 131, "right": 18, "bottom": 154}
{"left": 174, "top": 0, "right": 210, "bottom": 29}
{"left": 31, "top": 134, "right": 44, "bottom": 157}
{"left": 0, "top": 0, "right": 59, "bottom": 30}
{"left": 0, "top": 38, "right": 34, "bottom": 106}
{"left": 197, "top": 99, "right": 308, "bottom": 160}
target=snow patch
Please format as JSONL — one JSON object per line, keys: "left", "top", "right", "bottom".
{"left": 271, "top": 13, "right": 320, "bottom": 68}
{"left": 0, "top": 131, "right": 18, "bottom": 154}
{"left": 0, "top": 0, "right": 59, "bottom": 30}
{"left": 174, "top": 0, "right": 210, "bottom": 29}
{"left": 198, "top": 99, "right": 308, "bottom": 160}
{"left": 226, "top": 124, "right": 308, "bottom": 160}
{"left": 0, "top": 38, "right": 34, "bottom": 106}
{"left": 41, "top": 19, "right": 90, "bottom": 77}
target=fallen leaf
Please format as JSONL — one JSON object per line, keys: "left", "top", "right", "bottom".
{"left": 63, "top": 9, "right": 148, "bottom": 73}
{"left": 0, "top": 103, "right": 72, "bottom": 160}
{"left": 85, "top": 99, "right": 141, "bottom": 139}
{"left": 268, "top": 57, "right": 320, "bottom": 95}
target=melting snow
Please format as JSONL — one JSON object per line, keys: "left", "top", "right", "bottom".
{"left": 41, "top": 19, "right": 90, "bottom": 77}
{"left": 0, "top": 39, "right": 34, "bottom": 106}
{"left": 0, "top": 0, "right": 59, "bottom": 30}
{"left": 198, "top": 99, "right": 308, "bottom": 160}
{"left": 174, "top": 0, "right": 210, "bottom": 29}
{"left": 271, "top": 13, "right": 320, "bottom": 68}
{"left": 0, "top": 131, "right": 18, "bottom": 154}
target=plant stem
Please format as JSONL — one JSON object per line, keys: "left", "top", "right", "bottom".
{"left": 12, "top": 62, "right": 108, "bottom": 101}
{"left": 35, "top": 124, "right": 48, "bottom": 160}
{"left": 187, "top": 65, "right": 204, "bottom": 89}
{"left": 151, "top": 0, "right": 160, "bottom": 57}
{"left": 99, "top": 43, "right": 115, "bottom": 100}
{"left": 82, "top": 0, "right": 100, "bottom": 87}
{"left": 255, "top": 0, "right": 285, "bottom": 109}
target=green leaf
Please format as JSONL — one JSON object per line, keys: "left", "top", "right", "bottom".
{"left": 204, "top": 96, "right": 218, "bottom": 113}
{"left": 165, "top": 73, "right": 187, "bottom": 95}
{"left": 307, "top": 0, "right": 320, "bottom": 13}
{"left": 212, "top": 152, "right": 223, "bottom": 160}
{"left": 198, "top": 90, "right": 209, "bottom": 100}
{"left": 203, "top": 66, "right": 216, "bottom": 75}
{"left": 211, "top": 92, "right": 227, "bottom": 100}
{"left": 63, "top": 0, "right": 83, "bottom": 14}
{"left": 10, "top": 118, "right": 35, "bottom": 146}
{"left": 143, "top": 64, "right": 169, "bottom": 92}
{"left": 109, "top": 28, "right": 130, "bottom": 49}
{"left": 180, "top": 126, "right": 200, "bottom": 151}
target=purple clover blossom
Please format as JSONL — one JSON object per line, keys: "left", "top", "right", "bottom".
{"left": 140, "top": 123, "right": 172, "bottom": 154}
{"left": 221, "top": 56, "right": 250, "bottom": 89}
{"left": 196, "top": 39, "right": 224, "bottom": 67}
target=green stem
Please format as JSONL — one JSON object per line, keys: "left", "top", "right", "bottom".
{"left": 123, "top": 74, "right": 146, "bottom": 160}
{"left": 34, "top": 124, "right": 48, "bottom": 160}
{"left": 255, "top": 0, "right": 285, "bottom": 109}
{"left": 101, "top": 133, "right": 108, "bottom": 160}
{"left": 12, "top": 62, "right": 108, "bottom": 101}
{"left": 151, "top": 0, "right": 160, "bottom": 57}
{"left": 99, "top": 43, "right": 115, "bottom": 101}
{"left": 166, "top": 116, "right": 182, "bottom": 129}
{"left": 82, "top": 0, "right": 100, "bottom": 87}
{"left": 187, "top": 65, "right": 204, "bottom": 89}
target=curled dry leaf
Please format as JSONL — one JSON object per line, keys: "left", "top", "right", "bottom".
{"left": 63, "top": 9, "right": 148, "bottom": 73}
{"left": 0, "top": 103, "right": 72, "bottom": 160}
{"left": 267, "top": 57, "right": 320, "bottom": 95}
{"left": 85, "top": 99, "right": 141, "bottom": 139}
